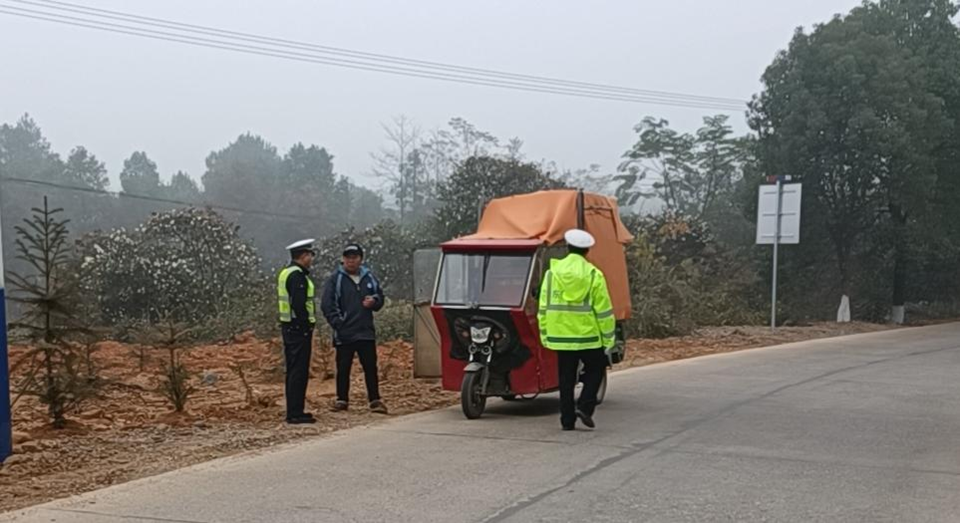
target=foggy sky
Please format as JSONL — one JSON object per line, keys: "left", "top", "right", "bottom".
{"left": 0, "top": 0, "right": 862, "bottom": 194}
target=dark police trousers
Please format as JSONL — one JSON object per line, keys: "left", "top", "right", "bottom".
{"left": 335, "top": 340, "right": 381, "bottom": 403}
{"left": 557, "top": 348, "right": 607, "bottom": 428}
{"left": 282, "top": 326, "right": 313, "bottom": 419}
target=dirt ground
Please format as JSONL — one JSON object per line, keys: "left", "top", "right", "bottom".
{"left": 0, "top": 322, "right": 891, "bottom": 512}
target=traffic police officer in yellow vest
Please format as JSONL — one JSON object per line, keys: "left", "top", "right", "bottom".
{"left": 538, "top": 229, "right": 616, "bottom": 431}
{"left": 278, "top": 239, "right": 318, "bottom": 424}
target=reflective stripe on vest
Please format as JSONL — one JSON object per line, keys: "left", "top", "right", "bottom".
{"left": 278, "top": 265, "right": 316, "bottom": 324}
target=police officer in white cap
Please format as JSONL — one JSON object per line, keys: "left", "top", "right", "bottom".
{"left": 538, "top": 229, "right": 616, "bottom": 430}
{"left": 277, "top": 239, "right": 318, "bottom": 424}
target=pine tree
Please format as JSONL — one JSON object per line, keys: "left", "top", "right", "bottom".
{"left": 8, "top": 197, "right": 97, "bottom": 428}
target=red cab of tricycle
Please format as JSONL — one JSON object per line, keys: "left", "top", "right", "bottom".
{"left": 431, "top": 239, "right": 561, "bottom": 405}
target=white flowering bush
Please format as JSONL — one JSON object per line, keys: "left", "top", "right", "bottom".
{"left": 314, "top": 220, "right": 421, "bottom": 300}
{"left": 78, "top": 208, "right": 263, "bottom": 334}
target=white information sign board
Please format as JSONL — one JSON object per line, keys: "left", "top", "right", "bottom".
{"left": 756, "top": 180, "right": 802, "bottom": 330}
{"left": 756, "top": 183, "right": 802, "bottom": 245}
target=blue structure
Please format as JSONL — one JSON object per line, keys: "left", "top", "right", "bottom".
{"left": 0, "top": 212, "right": 10, "bottom": 462}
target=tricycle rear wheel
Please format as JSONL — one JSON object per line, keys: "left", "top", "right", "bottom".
{"left": 461, "top": 371, "right": 486, "bottom": 419}
{"left": 576, "top": 366, "right": 608, "bottom": 406}
{"left": 596, "top": 371, "right": 608, "bottom": 405}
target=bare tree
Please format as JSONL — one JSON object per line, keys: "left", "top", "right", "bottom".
{"left": 418, "top": 117, "right": 504, "bottom": 183}
{"left": 504, "top": 137, "right": 525, "bottom": 161}
{"left": 420, "top": 129, "right": 457, "bottom": 185}
{"left": 370, "top": 115, "right": 422, "bottom": 225}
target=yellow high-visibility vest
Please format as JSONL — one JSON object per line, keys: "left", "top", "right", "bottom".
{"left": 538, "top": 254, "right": 615, "bottom": 351}
{"left": 277, "top": 265, "right": 316, "bottom": 324}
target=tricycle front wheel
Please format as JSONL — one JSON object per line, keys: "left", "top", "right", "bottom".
{"left": 461, "top": 371, "right": 487, "bottom": 419}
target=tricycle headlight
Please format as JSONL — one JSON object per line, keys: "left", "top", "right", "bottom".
{"left": 470, "top": 326, "right": 492, "bottom": 344}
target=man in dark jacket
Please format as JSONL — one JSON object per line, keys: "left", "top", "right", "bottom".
{"left": 320, "top": 243, "right": 388, "bottom": 414}
{"left": 278, "top": 239, "right": 317, "bottom": 424}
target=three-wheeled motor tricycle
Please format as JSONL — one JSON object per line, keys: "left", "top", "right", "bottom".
{"left": 430, "top": 190, "right": 634, "bottom": 419}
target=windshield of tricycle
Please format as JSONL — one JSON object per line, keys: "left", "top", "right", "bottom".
{"left": 434, "top": 252, "right": 533, "bottom": 308}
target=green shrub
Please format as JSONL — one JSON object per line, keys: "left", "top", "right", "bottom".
{"left": 624, "top": 213, "right": 763, "bottom": 338}
{"left": 376, "top": 299, "right": 414, "bottom": 342}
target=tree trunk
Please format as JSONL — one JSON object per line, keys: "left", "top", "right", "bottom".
{"left": 837, "top": 295, "right": 852, "bottom": 323}
{"left": 835, "top": 239, "right": 852, "bottom": 323}
{"left": 891, "top": 246, "right": 907, "bottom": 324}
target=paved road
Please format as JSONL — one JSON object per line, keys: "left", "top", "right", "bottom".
{"left": 3, "top": 324, "right": 960, "bottom": 523}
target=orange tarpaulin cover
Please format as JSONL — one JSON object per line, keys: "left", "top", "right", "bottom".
{"left": 461, "top": 190, "right": 634, "bottom": 319}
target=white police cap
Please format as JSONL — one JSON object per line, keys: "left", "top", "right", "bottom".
{"left": 564, "top": 229, "right": 595, "bottom": 249}
{"left": 285, "top": 238, "right": 316, "bottom": 252}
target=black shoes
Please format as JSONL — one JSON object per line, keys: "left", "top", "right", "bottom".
{"left": 369, "top": 400, "right": 389, "bottom": 414}
{"left": 286, "top": 413, "right": 317, "bottom": 424}
{"left": 576, "top": 410, "right": 596, "bottom": 429}
{"left": 331, "top": 400, "right": 388, "bottom": 414}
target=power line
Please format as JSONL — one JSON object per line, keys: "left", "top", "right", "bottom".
{"left": 0, "top": 3, "right": 746, "bottom": 111}
{"left": 0, "top": 4, "right": 742, "bottom": 110}
{"left": 13, "top": 0, "right": 748, "bottom": 107}
{"left": 0, "top": 176, "right": 322, "bottom": 222}
{"left": 11, "top": 0, "right": 748, "bottom": 107}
